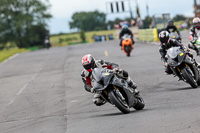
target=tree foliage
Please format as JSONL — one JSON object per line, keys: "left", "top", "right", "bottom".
{"left": 80, "top": 30, "right": 86, "bottom": 42}
{"left": 0, "top": 0, "right": 52, "bottom": 48}
{"left": 69, "top": 10, "right": 106, "bottom": 31}
{"left": 173, "top": 15, "right": 186, "bottom": 21}
{"left": 143, "top": 16, "right": 152, "bottom": 29}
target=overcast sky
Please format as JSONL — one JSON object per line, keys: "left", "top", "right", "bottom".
{"left": 47, "top": 0, "right": 195, "bottom": 34}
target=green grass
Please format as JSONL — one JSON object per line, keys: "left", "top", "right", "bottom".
{"left": 0, "top": 48, "right": 27, "bottom": 62}
{"left": 26, "top": 46, "right": 40, "bottom": 51}
{"left": 50, "top": 30, "right": 116, "bottom": 47}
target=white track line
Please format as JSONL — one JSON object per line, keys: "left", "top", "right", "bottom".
{"left": 104, "top": 50, "right": 108, "bottom": 56}
{"left": 16, "top": 84, "right": 28, "bottom": 96}
{"left": 70, "top": 100, "right": 77, "bottom": 103}
{"left": 7, "top": 67, "right": 43, "bottom": 106}
{"left": 2, "top": 53, "right": 19, "bottom": 64}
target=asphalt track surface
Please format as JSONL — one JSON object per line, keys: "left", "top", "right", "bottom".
{"left": 1, "top": 30, "right": 200, "bottom": 133}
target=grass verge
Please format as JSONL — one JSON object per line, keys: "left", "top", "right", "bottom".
{"left": 0, "top": 48, "right": 27, "bottom": 62}
{"left": 50, "top": 30, "right": 116, "bottom": 47}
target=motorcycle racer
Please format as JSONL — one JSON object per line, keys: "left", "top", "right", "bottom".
{"left": 119, "top": 25, "right": 135, "bottom": 47}
{"left": 81, "top": 54, "right": 138, "bottom": 106}
{"left": 158, "top": 31, "right": 195, "bottom": 74}
{"left": 188, "top": 17, "right": 200, "bottom": 55}
{"left": 166, "top": 20, "right": 181, "bottom": 37}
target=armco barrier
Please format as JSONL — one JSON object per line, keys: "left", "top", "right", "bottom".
{"left": 138, "top": 28, "right": 159, "bottom": 42}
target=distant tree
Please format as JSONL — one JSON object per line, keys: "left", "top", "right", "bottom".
{"left": 173, "top": 15, "right": 186, "bottom": 21}
{"left": 80, "top": 30, "right": 86, "bottom": 42}
{"left": 143, "top": 16, "right": 152, "bottom": 29}
{"left": 69, "top": 10, "right": 107, "bottom": 31}
{"left": 0, "top": 0, "right": 52, "bottom": 48}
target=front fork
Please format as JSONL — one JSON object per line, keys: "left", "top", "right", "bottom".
{"left": 171, "top": 63, "right": 196, "bottom": 81}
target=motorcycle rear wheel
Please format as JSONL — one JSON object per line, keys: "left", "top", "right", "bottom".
{"left": 133, "top": 96, "right": 145, "bottom": 110}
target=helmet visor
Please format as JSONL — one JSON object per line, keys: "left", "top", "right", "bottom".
{"left": 169, "top": 22, "right": 173, "bottom": 26}
{"left": 160, "top": 37, "right": 169, "bottom": 44}
{"left": 83, "top": 63, "right": 92, "bottom": 71}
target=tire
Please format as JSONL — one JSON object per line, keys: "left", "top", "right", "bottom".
{"left": 197, "top": 74, "right": 200, "bottom": 86}
{"left": 125, "top": 45, "right": 131, "bottom": 57}
{"left": 108, "top": 91, "right": 130, "bottom": 114}
{"left": 181, "top": 67, "right": 198, "bottom": 88}
{"left": 133, "top": 96, "right": 145, "bottom": 110}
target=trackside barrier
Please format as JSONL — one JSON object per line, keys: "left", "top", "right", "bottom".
{"left": 138, "top": 28, "right": 159, "bottom": 42}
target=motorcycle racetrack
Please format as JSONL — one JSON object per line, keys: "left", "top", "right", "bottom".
{"left": 1, "top": 30, "right": 200, "bottom": 133}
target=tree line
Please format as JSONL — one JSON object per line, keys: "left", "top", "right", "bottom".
{"left": 0, "top": 0, "right": 189, "bottom": 49}
{"left": 70, "top": 10, "right": 189, "bottom": 31}
{"left": 0, "top": 0, "right": 51, "bottom": 49}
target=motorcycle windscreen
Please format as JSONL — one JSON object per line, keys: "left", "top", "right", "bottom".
{"left": 122, "top": 34, "right": 131, "bottom": 40}
{"left": 92, "top": 68, "right": 105, "bottom": 82}
{"left": 92, "top": 68, "right": 105, "bottom": 90}
{"left": 169, "top": 32, "right": 179, "bottom": 40}
{"left": 102, "top": 73, "right": 113, "bottom": 89}
{"left": 167, "top": 47, "right": 180, "bottom": 59}
{"left": 177, "top": 52, "right": 186, "bottom": 64}
{"left": 92, "top": 68, "right": 113, "bottom": 91}
{"left": 167, "top": 47, "right": 185, "bottom": 66}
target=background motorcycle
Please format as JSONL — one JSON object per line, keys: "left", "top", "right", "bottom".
{"left": 166, "top": 47, "right": 200, "bottom": 88}
{"left": 194, "top": 31, "right": 200, "bottom": 49}
{"left": 169, "top": 32, "right": 181, "bottom": 43}
{"left": 121, "top": 34, "right": 133, "bottom": 57}
{"left": 189, "top": 30, "right": 200, "bottom": 50}
{"left": 91, "top": 67, "right": 145, "bottom": 114}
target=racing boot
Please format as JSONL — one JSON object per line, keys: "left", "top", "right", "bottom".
{"left": 126, "top": 76, "right": 139, "bottom": 95}
{"left": 195, "top": 49, "right": 200, "bottom": 56}
{"left": 194, "top": 59, "right": 200, "bottom": 69}
{"left": 93, "top": 94, "right": 106, "bottom": 106}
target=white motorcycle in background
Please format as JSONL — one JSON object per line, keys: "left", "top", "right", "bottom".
{"left": 189, "top": 30, "right": 200, "bottom": 51}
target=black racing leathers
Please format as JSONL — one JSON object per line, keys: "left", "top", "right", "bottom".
{"left": 119, "top": 28, "right": 135, "bottom": 46}
{"left": 159, "top": 39, "right": 183, "bottom": 63}
{"left": 165, "top": 25, "right": 180, "bottom": 36}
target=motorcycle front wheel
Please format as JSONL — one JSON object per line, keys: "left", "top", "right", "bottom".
{"left": 108, "top": 91, "right": 130, "bottom": 114}
{"left": 181, "top": 67, "right": 198, "bottom": 88}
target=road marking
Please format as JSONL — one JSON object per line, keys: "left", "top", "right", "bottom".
{"left": 8, "top": 98, "right": 16, "bottom": 105}
{"left": 70, "top": 100, "right": 77, "bottom": 103}
{"left": 16, "top": 84, "right": 28, "bottom": 96}
{"left": 9, "top": 53, "right": 19, "bottom": 60}
{"left": 31, "top": 68, "right": 42, "bottom": 81}
{"left": 2, "top": 53, "right": 19, "bottom": 64}
{"left": 7, "top": 67, "right": 43, "bottom": 106}
{"left": 104, "top": 50, "right": 108, "bottom": 56}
